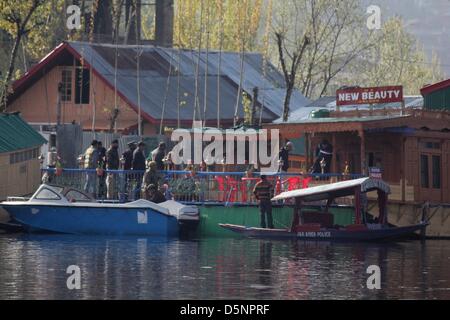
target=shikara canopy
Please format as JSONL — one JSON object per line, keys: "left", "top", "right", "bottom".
{"left": 272, "top": 177, "right": 391, "bottom": 202}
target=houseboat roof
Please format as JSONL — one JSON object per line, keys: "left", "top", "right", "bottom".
{"left": 272, "top": 177, "right": 391, "bottom": 202}
{"left": 8, "top": 41, "right": 311, "bottom": 124}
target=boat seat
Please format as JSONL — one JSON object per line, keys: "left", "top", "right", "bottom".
{"left": 302, "top": 211, "right": 334, "bottom": 228}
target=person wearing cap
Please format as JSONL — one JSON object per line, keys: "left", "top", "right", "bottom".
{"left": 106, "top": 139, "right": 120, "bottom": 200}
{"left": 132, "top": 141, "right": 147, "bottom": 199}
{"left": 83, "top": 140, "right": 99, "bottom": 197}
{"left": 253, "top": 175, "right": 274, "bottom": 229}
{"left": 119, "top": 141, "right": 136, "bottom": 202}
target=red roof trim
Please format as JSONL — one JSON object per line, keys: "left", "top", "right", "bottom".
{"left": 62, "top": 43, "right": 158, "bottom": 125}
{"left": 420, "top": 78, "right": 450, "bottom": 96}
{"left": 12, "top": 42, "right": 67, "bottom": 91}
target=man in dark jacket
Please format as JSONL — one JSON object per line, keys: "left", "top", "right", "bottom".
{"left": 312, "top": 139, "right": 333, "bottom": 174}
{"left": 132, "top": 141, "right": 146, "bottom": 199}
{"left": 97, "top": 141, "right": 107, "bottom": 199}
{"left": 153, "top": 142, "right": 166, "bottom": 170}
{"left": 106, "top": 140, "right": 120, "bottom": 200}
{"left": 278, "top": 141, "right": 294, "bottom": 172}
{"left": 119, "top": 141, "right": 136, "bottom": 202}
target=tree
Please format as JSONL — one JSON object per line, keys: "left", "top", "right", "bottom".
{"left": 272, "top": 0, "right": 376, "bottom": 110}
{"left": 173, "top": 0, "right": 264, "bottom": 52}
{"left": 342, "top": 17, "right": 444, "bottom": 95}
{"left": 0, "top": 0, "right": 48, "bottom": 111}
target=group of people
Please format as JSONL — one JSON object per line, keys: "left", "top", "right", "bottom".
{"left": 77, "top": 137, "right": 333, "bottom": 230}
{"left": 81, "top": 139, "right": 169, "bottom": 203}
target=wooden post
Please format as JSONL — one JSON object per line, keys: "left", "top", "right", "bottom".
{"left": 291, "top": 198, "right": 302, "bottom": 232}
{"left": 331, "top": 132, "right": 337, "bottom": 175}
{"left": 305, "top": 133, "right": 310, "bottom": 171}
{"left": 401, "top": 137, "right": 406, "bottom": 202}
{"left": 359, "top": 129, "right": 366, "bottom": 175}
{"left": 354, "top": 187, "right": 361, "bottom": 225}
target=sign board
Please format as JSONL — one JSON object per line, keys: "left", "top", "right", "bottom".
{"left": 369, "top": 167, "right": 383, "bottom": 179}
{"left": 336, "top": 86, "right": 403, "bottom": 106}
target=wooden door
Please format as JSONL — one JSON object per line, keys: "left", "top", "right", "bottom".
{"left": 419, "top": 153, "right": 442, "bottom": 202}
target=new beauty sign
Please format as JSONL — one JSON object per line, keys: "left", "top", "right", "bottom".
{"left": 336, "top": 86, "right": 403, "bottom": 106}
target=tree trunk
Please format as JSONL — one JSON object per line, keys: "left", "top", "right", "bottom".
{"left": 283, "top": 84, "right": 293, "bottom": 122}
{"left": 1, "top": 31, "right": 22, "bottom": 112}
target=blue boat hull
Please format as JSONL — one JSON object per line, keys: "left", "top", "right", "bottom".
{"left": 3, "top": 205, "right": 180, "bottom": 237}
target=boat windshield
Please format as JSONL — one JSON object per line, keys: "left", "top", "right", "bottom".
{"left": 34, "top": 188, "right": 62, "bottom": 200}
{"left": 65, "top": 190, "right": 93, "bottom": 203}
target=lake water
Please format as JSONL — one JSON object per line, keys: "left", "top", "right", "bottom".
{"left": 0, "top": 234, "right": 449, "bottom": 300}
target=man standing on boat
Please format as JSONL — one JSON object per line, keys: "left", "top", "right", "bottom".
{"left": 83, "top": 140, "right": 99, "bottom": 198}
{"left": 106, "top": 139, "right": 120, "bottom": 200}
{"left": 120, "top": 141, "right": 136, "bottom": 202}
{"left": 150, "top": 142, "right": 166, "bottom": 171}
{"left": 132, "top": 141, "right": 147, "bottom": 200}
{"left": 253, "top": 175, "right": 274, "bottom": 229}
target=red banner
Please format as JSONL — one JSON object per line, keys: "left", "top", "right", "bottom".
{"left": 336, "top": 86, "right": 403, "bottom": 106}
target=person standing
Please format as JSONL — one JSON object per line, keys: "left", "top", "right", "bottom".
{"left": 119, "top": 141, "right": 136, "bottom": 202}
{"left": 83, "top": 140, "right": 99, "bottom": 197}
{"left": 153, "top": 142, "right": 166, "bottom": 171}
{"left": 97, "top": 141, "right": 107, "bottom": 199}
{"left": 132, "top": 141, "right": 146, "bottom": 200}
{"left": 253, "top": 175, "right": 274, "bottom": 229}
{"left": 279, "top": 141, "right": 294, "bottom": 173}
{"left": 106, "top": 139, "right": 120, "bottom": 200}
{"left": 312, "top": 139, "right": 333, "bottom": 174}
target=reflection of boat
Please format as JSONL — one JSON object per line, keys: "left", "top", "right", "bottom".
{"left": 220, "top": 178, "right": 428, "bottom": 241}
{"left": 1, "top": 184, "right": 199, "bottom": 236}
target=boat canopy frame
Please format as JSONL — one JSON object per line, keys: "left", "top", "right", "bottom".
{"left": 272, "top": 178, "right": 391, "bottom": 231}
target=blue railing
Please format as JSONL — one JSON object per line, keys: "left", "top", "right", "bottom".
{"left": 41, "top": 168, "right": 365, "bottom": 204}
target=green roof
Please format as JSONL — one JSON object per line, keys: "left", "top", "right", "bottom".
{"left": 0, "top": 113, "right": 47, "bottom": 153}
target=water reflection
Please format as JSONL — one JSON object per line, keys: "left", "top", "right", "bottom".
{"left": 0, "top": 234, "right": 448, "bottom": 300}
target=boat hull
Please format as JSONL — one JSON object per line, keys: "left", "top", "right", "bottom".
{"left": 219, "top": 223, "right": 428, "bottom": 241}
{"left": 3, "top": 204, "right": 180, "bottom": 236}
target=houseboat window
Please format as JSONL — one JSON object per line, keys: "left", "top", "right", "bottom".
{"left": 75, "top": 68, "right": 90, "bottom": 104}
{"left": 61, "top": 69, "right": 72, "bottom": 102}
{"left": 420, "top": 155, "right": 429, "bottom": 189}
{"left": 35, "top": 188, "right": 61, "bottom": 200}
{"left": 421, "top": 141, "right": 441, "bottom": 150}
{"left": 65, "top": 190, "right": 91, "bottom": 202}
{"left": 432, "top": 156, "right": 441, "bottom": 189}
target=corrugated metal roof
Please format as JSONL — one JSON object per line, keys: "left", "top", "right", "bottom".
{"left": 276, "top": 96, "right": 424, "bottom": 123}
{"left": 0, "top": 113, "right": 47, "bottom": 153}
{"left": 68, "top": 41, "right": 310, "bottom": 122}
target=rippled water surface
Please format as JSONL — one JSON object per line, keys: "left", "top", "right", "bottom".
{"left": 0, "top": 234, "right": 449, "bottom": 299}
